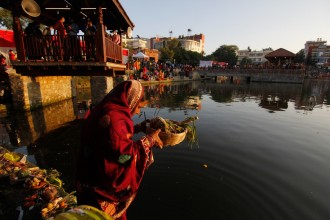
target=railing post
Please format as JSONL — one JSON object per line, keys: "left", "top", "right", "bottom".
{"left": 12, "top": 4, "right": 26, "bottom": 61}
{"left": 96, "top": 6, "right": 106, "bottom": 62}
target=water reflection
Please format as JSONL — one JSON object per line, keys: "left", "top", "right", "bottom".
{"left": 142, "top": 79, "right": 328, "bottom": 114}
{"left": 0, "top": 79, "right": 329, "bottom": 149}
{"left": 0, "top": 79, "right": 329, "bottom": 219}
{"left": 0, "top": 89, "right": 91, "bottom": 149}
{"left": 296, "top": 80, "right": 330, "bottom": 111}
{"left": 144, "top": 81, "right": 202, "bottom": 111}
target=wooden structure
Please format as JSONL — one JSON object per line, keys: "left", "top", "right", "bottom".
{"left": 142, "top": 48, "right": 159, "bottom": 62}
{"left": 265, "top": 48, "right": 296, "bottom": 66}
{"left": 0, "top": 0, "right": 134, "bottom": 76}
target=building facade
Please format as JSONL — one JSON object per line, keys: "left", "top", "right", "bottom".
{"left": 150, "top": 34, "right": 205, "bottom": 54}
{"left": 305, "top": 38, "right": 329, "bottom": 66}
{"left": 237, "top": 49, "right": 250, "bottom": 64}
{"left": 237, "top": 48, "right": 273, "bottom": 65}
{"left": 122, "top": 36, "right": 148, "bottom": 50}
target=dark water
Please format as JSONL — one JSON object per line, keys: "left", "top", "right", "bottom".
{"left": 1, "top": 79, "right": 330, "bottom": 220}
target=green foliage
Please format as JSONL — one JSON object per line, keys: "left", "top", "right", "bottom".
{"left": 263, "top": 47, "right": 273, "bottom": 51}
{"left": 204, "top": 54, "right": 215, "bottom": 60}
{"left": 160, "top": 47, "right": 175, "bottom": 61}
{"left": 294, "top": 49, "right": 305, "bottom": 63}
{"left": 159, "top": 38, "right": 203, "bottom": 65}
{"left": 0, "top": 8, "right": 12, "bottom": 29}
{"left": 240, "top": 57, "right": 252, "bottom": 66}
{"left": 211, "top": 45, "right": 238, "bottom": 67}
{"left": 0, "top": 8, "right": 30, "bottom": 29}
{"left": 166, "top": 38, "right": 180, "bottom": 50}
{"left": 174, "top": 47, "right": 203, "bottom": 65}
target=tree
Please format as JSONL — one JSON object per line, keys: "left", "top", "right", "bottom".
{"left": 240, "top": 57, "right": 252, "bottom": 67}
{"left": 204, "top": 54, "right": 215, "bottom": 60}
{"left": 294, "top": 49, "right": 305, "bottom": 63}
{"left": 173, "top": 47, "right": 203, "bottom": 66}
{"left": 305, "top": 53, "right": 316, "bottom": 66}
{"left": 211, "top": 45, "right": 238, "bottom": 67}
{"left": 158, "top": 38, "right": 204, "bottom": 65}
{"left": 166, "top": 38, "right": 180, "bottom": 50}
{"left": 159, "top": 47, "right": 175, "bottom": 61}
{"left": 0, "top": 8, "right": 30, "bottom": 29}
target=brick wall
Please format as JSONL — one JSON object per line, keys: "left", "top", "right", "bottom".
{"left": 9, "top": 71, "right": 74, "bottom": 110}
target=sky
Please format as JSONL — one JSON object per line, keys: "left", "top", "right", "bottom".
{"left": 120, "top": 0, "right": 330, "bottom": 55}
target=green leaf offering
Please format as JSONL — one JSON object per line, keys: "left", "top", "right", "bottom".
{"left": 118, "top": 154, "right": 131, "bottom": 164}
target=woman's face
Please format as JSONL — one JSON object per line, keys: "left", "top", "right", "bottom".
{"left": 131, "top": 100, "right": 148, "bottom": 116}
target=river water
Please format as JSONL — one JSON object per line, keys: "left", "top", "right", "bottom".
{"left": 1, "top": 79, "right": 330, "bottom": 220}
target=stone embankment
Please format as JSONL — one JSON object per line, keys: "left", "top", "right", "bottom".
{"left": 135, "top": 69, "right": 306, "bottom": 84}
{"left": 197, "top": 69, "right": 306, "bottom": 83}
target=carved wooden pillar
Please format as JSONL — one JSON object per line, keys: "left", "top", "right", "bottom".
{"left": 12, "top": 4, "right": 26, "bottom": 61}
{"left": 95, "top": 6, "right": 106, "bottom": 62}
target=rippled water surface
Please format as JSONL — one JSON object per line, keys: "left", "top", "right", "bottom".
{"left": 1, "top": 79, "right": 330, "bottom": 220}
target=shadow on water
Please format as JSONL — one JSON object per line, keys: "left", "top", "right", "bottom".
{"left": 0, "top": 79, "right": 330, "bottom": 219}
{"left": 0, "top": 88, "right": 91, "bottom": 191}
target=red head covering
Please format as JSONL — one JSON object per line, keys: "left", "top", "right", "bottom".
{"left": 84, "top": 80, "right": 144, "bottom": 119}
{"left": 99, "top": 80, "right": 143, "bottom": 116}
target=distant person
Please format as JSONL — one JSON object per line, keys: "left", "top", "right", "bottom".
{"left": 0, "top": 54, "right": 7, "bottom": 71}
{"left": 43, "top": 26, "right": 54, "bottom": 61}
{"left": 84, "top": 20, "right": 97, "bottom": 60}
{"left": 104, "top": 25, "right": 110, "bottom": 38}
{"left": 0, "top": 54, "right": 8, "bottom": 83}
{"left": 24, "top": 20, "right": 43, "bottom": 60}
{"left": 54, "top": 16, "right": 67, "bottom": 36}
{"left": 66, "top": 17, "right": 79, "bottom": 36}
{"left": 54, "top": 16, "right": 67, "bottom": 60}
{"left": 66, "top": 17, "right": 82, "bottom": 61}
{"left": 8, "top": 50, "right": 16, "bottom": 63}
{"left": 84, "top": 20, "right": 97, "bottom": 36}
{"left": 112, "top": 30, "right": 121, "bottom": 45}
{"left": 24, "top": 20, "right": 42, "bottom": 36}
{"left": 42, "top": 25, "right": 53, "bottom": 35}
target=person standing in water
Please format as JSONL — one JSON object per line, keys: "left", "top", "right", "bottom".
{"left": 76, "top": 80, "right": 163, "bottom": 220}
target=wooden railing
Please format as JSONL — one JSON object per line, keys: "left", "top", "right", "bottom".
{"left": 105, "top": 37, "right": 122, "bottom": 63}
{"left": 22, "top": 35, "right": 123, "bottom": 63}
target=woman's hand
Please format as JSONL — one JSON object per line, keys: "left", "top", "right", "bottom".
{"left": 148, "top": 129, "right": 163, "bottom": 149}
{"left": 140, "top": 119, "right": 150, "bottom": 133}
{"left": 134, "top": 119, "right": 150, "bottom": 134}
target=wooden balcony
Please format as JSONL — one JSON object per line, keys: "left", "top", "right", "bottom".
{"left": 12, "top": 35, "right": 126, "bottom": 76}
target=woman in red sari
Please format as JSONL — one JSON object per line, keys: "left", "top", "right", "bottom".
{"left": 76, "top": 80, "right": 163, "bottom": 219}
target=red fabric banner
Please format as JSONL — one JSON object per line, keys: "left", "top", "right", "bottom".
{"left": 0, "top": 30, "right": 15, "bottom": 47}
{"left": 122, "top": 48, "right": 129, "bottom": 56}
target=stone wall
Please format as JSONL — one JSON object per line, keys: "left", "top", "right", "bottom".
{"left": 198, "top": 69, "right": 306, "bottom": 84}
{"left": 90, "top": 76, "right": 114, "bottom": 105}
{"left": 8, "top": 70, "right": 74, "bottom": 110}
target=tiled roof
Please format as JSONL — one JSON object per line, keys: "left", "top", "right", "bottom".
{"left": 0, "top": 0, "right": 134, "bottom": 32}
{"left": 265, "top": 48, "right": 295, "bottom": 58}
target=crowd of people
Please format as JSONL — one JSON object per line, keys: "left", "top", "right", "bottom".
{"left": 23, "top": 16, "right": 121, "bottom": 61}
{"left": 128, "top": 59, "right": 195, "bottom": 81}
{"left": 0, "top": 50, "right": 17, "bottom": 73}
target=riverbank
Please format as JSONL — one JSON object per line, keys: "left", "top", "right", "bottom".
{"left": 138, "top": 76, "right": 203, "bottom": 85}
{"left": 136, "top": 71, "right": 204, "bottom": 85}
{"left": 127, "top": 69, "right": 309, "bottom": 84}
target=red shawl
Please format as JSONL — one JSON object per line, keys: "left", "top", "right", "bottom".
{"left": 77, "top": 80, "right": 153, "bottom": 203}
